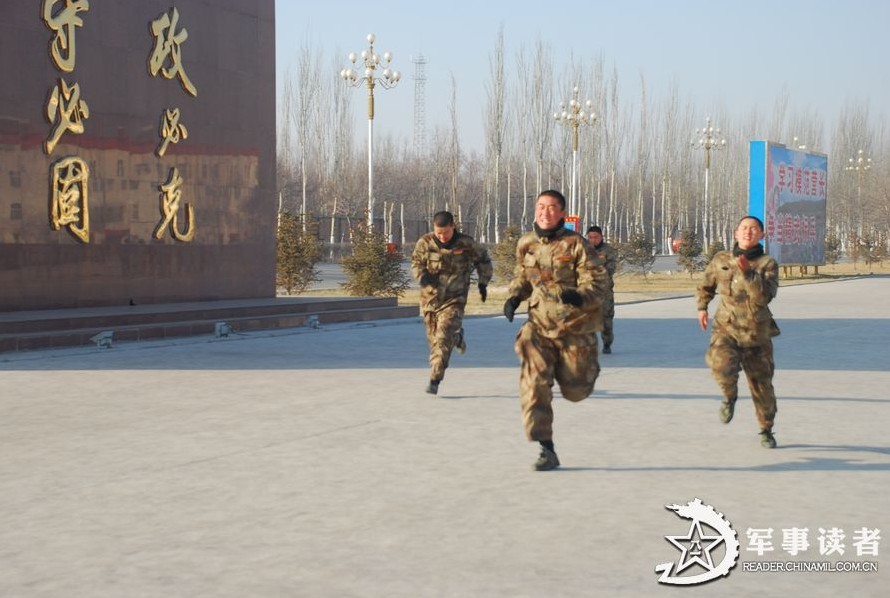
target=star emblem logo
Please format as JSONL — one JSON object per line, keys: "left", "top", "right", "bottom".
{"left": 655, "top": 498, "right": 740, "bottom": 586}
{"left": 666, "top": 520, "right": 725, "bottom": 574}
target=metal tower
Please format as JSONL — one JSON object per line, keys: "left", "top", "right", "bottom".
{"left": 412, "top": 54, "right": 427, "bottom": 155}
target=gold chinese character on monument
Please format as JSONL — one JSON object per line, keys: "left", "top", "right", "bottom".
{"left": 155, "top": 108, "right": 188, "bottom": 157}
{"left": 50, "top": 157, "right": 90, "bottom": 243}
{"left": 153, "top": 167, "right": 195, "bottom": 242}
{"left": 148, "top": 7, "right": 198, "bottom": 97}
{"left": 42, "top": 0, "right": 90, "bottom": 73}
{"left": 45, "top": 78, "right": 90, "bottom": 155}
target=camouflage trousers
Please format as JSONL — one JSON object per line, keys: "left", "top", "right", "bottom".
{"left": 423, "top": 304, "right": 464, "bottom": 381}
{"left": 515, "top": 322, "right": 600, "bottom": 442}
{"left": 706, "top": 334, "right": 777, "bottom": 430}
{"left": 600, "top": 291, "right": 615, "bottom": 347}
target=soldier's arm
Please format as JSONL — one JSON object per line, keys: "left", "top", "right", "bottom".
{"left": 473, "top": 240, "right": 494, "bottom": 286}
{"left": 507, "top": 238, "right": 532, "bottom": 301}
{"left": 741, "top": 257, "right": 779, "bottom": 307}
{"left": 695, "top": 258, "right": 718, "bottom": 311}
{"left": 410, "top": 238, "right": 428, "bottom": 281}
{"left": 606, "top": 248, "right": 618, "bottom": 277}
{"left": 575, "top": 241, "right": 608, "bottom": 305}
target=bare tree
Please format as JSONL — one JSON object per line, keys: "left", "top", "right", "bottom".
{"left": 484, "top": 26, "right": 508, "bottom": 243}
{"left": 635, "top": 71, "right": 651, "bottom": 236}
{"left": 602, "top": 66, "right": 629, "bottom": 240}
{"left": 321, "top": 51, "right": 356, "bottom": 244}
{"left": 583, "top": 54, "right": 605, "bottom": 229}
{"left": 530, "top": 40, "right": 554, "bottom": 196}
{"left": 513, "top": 45, "right": 533, "bottom": 229}
{"left": 278, "top": 70, "right": 297, "bottom": 212}
{"left": 448, "top": 73, "right": 461, "bottom": 216}
{"left": 293, "top": 41, "right": 323, "bottom": 231}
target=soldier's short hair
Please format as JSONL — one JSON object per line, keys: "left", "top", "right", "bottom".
{"left": 738, "top": 215, "right": 764, "bottom": 231}
{"left": 586, "top": 225, "right": 603, "bottom": 235}
{"left": 433, "top": 211, "right": 455, "bottom": 227}
{"left": 538, "top": 189, "right": 566, "bottom": 210}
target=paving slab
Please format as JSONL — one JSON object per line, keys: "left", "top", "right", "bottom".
{"left": 1, "top": 276, "right": 888, "bottom": 597}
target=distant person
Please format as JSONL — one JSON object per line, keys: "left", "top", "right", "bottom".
{"left": 503, "top": 190, "right": 608, "bottom": 470}
{"left": 586, "top": 225, "right": 618, "bottom": 353}
{"left": 411, "top": 211, "right": 492, "bottom": 395}
{"left": 697, "top": 215, "right": 781, "bottom": 448}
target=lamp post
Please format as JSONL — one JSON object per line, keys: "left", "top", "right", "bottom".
{"left": 340, "top": 33, "right": 401, "bottom": 228}
{"left": 554, "top": 86, "right": 596, "bottom": 217}
{"left": 691, "top": 117, "right": 726, "bottom": 249}
{"left": 845, "top": 149, "right": 871, "bottom": 236}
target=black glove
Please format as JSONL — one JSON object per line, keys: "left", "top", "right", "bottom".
{"left": 503, "top": 296, "right": 521, "bottom": 322}
{"left": 560, "top": 289, "right": 584, "bottom": 307}
{"left": 419, "top": 272, "right": 437, "bottom": 287}
{"left": 478, "top": 284, "right": 488, "bottom": 303}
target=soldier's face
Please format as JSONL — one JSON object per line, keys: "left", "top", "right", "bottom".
{"left": 434, "top": 224, "right": 455, "bottom": 244}
{"left": 535, "top": 195, "right": 566, "bottom": 230}
{"left": 735, "top": 218, "right": 764, "bottom": 250}
{"left": 587, "top": 231, "right": 603, "bottom": 246}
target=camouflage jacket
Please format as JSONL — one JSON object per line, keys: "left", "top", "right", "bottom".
{"left": 412, "top": 232, "right": 493, "bottom": 313}
{"left": 696, "top": 250, "right": 780, "bottom": 346}
{"left": 589, "top": 241, "right": 618, "bottom": 291}
{"left": 508, "top": 227, "right": 609, "bottom": 338}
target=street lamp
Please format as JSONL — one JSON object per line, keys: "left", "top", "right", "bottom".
{"left": 845, "top": 149, "right": 871, "bottom": 236}
{"left": 554, "top": 86, "right": 597, "bottom": 217}
{"left": 340, "top": 33, "right": 401, "bottom": 227}
{"left": 691, "top": 117, "right": 726, "bottom": 249}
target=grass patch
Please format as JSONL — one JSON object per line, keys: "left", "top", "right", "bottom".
{"left": 292, "top": 260, "right": 884, "bottom": 316}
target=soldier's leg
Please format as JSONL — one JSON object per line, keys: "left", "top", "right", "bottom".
{"left": 451, "top": 307, "right": 467, "bottom": 354}
{"left": 601, "top": 294, "right": 615, "bottom": 350}
{"left": 515, "top": 323, "right": 558, "bottom": 442}
{"left": 429, "top": 305, "right": 463, "bottom": 381}
{"left": 423, "top": 311, "right": 440, "bottom": 379}
{"left": 741, "top": 342, "right": 777, "bottom": 430}
{"left": 706, "top": 334, "right": 742, "bottom": 402}
{"left": 555, "top": 333, "right": 599, "bottom": 402}
{"left": 423, "top": 310, "right": 436, "bottom": 346}
{"left": 707, "top": 334, "right": 742, "bottom": 423}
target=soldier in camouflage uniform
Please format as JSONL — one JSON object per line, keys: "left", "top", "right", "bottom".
{"left": 503, "top": 190, "right": 609, "bottom": 470}
{"left": 697, "top": 215, "right": 781, "bottom": 448}
{"left": 586, "top": 225, "right": 618, "bottom": 353}
{"left": 412, "top": 211, "right": 492, "bottom": 395}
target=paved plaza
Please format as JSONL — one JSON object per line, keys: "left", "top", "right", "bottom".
{"left": 1, "top": 277, "right": 888, "bottom": 597}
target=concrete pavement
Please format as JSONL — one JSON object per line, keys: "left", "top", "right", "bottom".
{"left": 1, "top": 276, "right": 888, "bottom": 597}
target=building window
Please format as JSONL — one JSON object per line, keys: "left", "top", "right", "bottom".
{"left": 10, "top": 203, "right": 22, "bottom": 220}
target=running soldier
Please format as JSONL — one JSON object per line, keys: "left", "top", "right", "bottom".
{"left": 503, "top": 190, "right": 609, "bottom": 470}
{"left": 586, "top": 225, "right": 618, "bottom": 353}
{"left": 697, "top": 215, "right": 781, "bottom": 448}
{"left": 412, "top": 211, "right": 492, "bottom": 395}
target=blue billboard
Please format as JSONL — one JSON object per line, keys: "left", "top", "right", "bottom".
{"left": 749, "top": 141, "right": 828, "bottom": 265}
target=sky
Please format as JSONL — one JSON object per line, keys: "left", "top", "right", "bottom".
{"left": 275, "top": 0, "right": 890, "bottom": 154}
